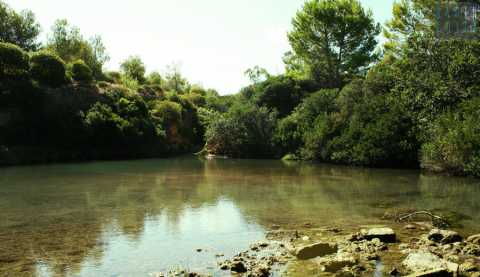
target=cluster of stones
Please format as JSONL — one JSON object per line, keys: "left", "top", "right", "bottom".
{"left": 282, "top": 226, "right": 479, "bottom": 277}
{"left": 154, "top": 226, "right": 480, "bottom": 277}
{"left": 218, "top": 241, "right": 293, "bottom": 277}
{"left": 399, "top": 229, "right": 480, "bottom": 277}
{"left": 287, "top": 227, "right": 396, "bottom": 276}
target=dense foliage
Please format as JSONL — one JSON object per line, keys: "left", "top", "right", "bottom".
{"left": 0, "top": 1, "right": 40, "bottom": 51}
{"left": 1, "top": 0, "right": 480, "bottom": 177}
{"left": 0, "top": 42, "right": 29, "bottom": 79}
{"left": 71, "top": 59, "right": 93, "bottom": 83}
{"left": 30, "top": 51, "right": 67, "bottom": 87}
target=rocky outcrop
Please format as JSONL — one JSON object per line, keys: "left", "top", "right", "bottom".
{"left": 402, "top": 252, "right": 458, "bottom": 276}
{"left": 428, "top": 229, "right": 462, "bottom": 244}
{"left": 294, "top": 242, "right": 338, "bottom": 260}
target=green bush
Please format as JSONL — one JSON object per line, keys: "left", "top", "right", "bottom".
{"left": 205, "top": 103, "right": 278, "bottom": 157}
{"left": 0, "top": 42, "right": 29, "bottom": 79}
{"left": 71, "top": 59, "right": 93, "bottom": 83}
{"left": 421, "top": 98, "right": 480, "bottom": 176}
{"left": 152, "top": 101, "right": 183, "bottom": 124}
{"left": 30, "top": 51, "right": 67, "bottom": 87}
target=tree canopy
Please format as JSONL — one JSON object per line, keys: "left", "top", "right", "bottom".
{"left": 288, "top": 0, "right": 380, "bottom": 87}
{"left": 0, "top": 0, "right": 40, "bottom": 51}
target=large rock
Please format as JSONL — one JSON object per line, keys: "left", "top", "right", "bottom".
{"left": 402, "top": 252, "right": 458, "bottom": 276}
{"left": 361, "top": 227, "right": 396, "bottom": 243}
{"left": 428, "top": 229, "right": 462, "bottom": 244}
{"left": 466, "top": 234, "right": 480, "bottom": 245}
{"left": 295, "top": 242, "right": 338, "bottom": 260}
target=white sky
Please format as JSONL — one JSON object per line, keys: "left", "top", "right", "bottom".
{"left": 5, "top": 0, "right": 394, "bottom": 94}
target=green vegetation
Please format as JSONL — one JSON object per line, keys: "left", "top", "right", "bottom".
{"left": 0, "top": 42, "right": 29, "bottom": 78}
{"left": 30, "top": 51, "right": 67, "bottom": 87}
{"left": 1, "top": 0, "right": 479, "bottom": 178}
{"left": 71, "top": 59, "right": 93, "bottom": 83}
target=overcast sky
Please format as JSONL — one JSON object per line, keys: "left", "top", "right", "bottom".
{"left": 5, "top": 0, "right": 394, "bottom": 94}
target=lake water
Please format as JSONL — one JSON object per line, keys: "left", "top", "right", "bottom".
{"left": 0, "top": 157, "right": 479, "bottom": 276}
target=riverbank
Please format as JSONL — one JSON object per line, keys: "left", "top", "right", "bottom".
{"left": 161, "top": 220, "right": 480, "bottom": 277}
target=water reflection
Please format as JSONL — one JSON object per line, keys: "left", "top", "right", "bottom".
{"left": 0, "top": 157, "right": 479, "bottom": 276}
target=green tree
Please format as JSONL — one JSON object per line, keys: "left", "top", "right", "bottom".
{"left": 288, "top": 0, "right": 380, "bottom": 87}
{"left": 383, "top": 0, "right": 435, "bottom": 55}
{"left": 120, "top": 56, "right": 146, "bottom": 83}
{"left": 146, "top": 71, "right": 163, "bottom": 86}
{"left": 244, "top": 66, "right": 270, "bottom": 84}
{"left": 0, "top": 42, "right": 29, "bottom": 79}
{"left": 46, "top": 19, "right": 109, "bottom": 80}
{"left": 163, "top": 63, "right": 189, "bottom": 93}
{"left": 0, "top": 0, "right": 40, "bottom": 50}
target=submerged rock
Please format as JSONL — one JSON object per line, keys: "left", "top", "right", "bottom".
{"left": 361, "top": 227, "right": 396, "bottom": 243}
{"left": 294, "top": 242, "right": 338, "bottom": 260}
{"left": 321, "top": 254, "right": 357, "bottom": 273}
{"left": 428, "top": 229, "right": 462, "bottom": 244}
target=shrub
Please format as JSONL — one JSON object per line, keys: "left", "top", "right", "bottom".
{"left": 205, "top": 103, "right": 278, "bottom": 157}
{"left": 152, "top": 101, "right": 183, "bottom": 124}
{"left": 83, "top": 102, "right": 128, "bottom": 146}
{"left": 421, "top": 98, "right": 480, "bottom": 176}
{"left": 0, "top": 42, "right": 29, "bottom": 79}
{"left": 30, "top": 51, "right": 67, "bottom": 87}
{"left": 105, "top": 71, "right": 122, "bottom": 84}
{"left": 71, "top": 59, "right": 93, "bottom": 83}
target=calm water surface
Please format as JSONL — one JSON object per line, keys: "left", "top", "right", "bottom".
{"left": 0, "top": 157, "right": 479, "bottom": 276}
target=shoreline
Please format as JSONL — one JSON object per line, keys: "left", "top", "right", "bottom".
{"left": 159, "top": 221, "right": 480, "bottom": 277}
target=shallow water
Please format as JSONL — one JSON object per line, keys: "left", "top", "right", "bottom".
{"left": 0, "top": 157, "right": 479, "bottom": 276}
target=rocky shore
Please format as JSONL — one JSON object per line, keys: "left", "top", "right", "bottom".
{"left": 153, "top": 223, "right": 480, "bottom": 277}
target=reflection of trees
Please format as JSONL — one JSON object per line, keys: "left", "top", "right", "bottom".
{"left": 200, "top": 160, "right": 479, "bottom": 232}
{"left": 0, "top": 159, "right": 216, "bottom": 276}
{"left": 0, "top": 158, "right": 478, "bottom": 276}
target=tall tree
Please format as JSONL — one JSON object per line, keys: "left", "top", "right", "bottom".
{"left": 46, "top": 19, "right": 109, "bottom": 79}
{"left": 383, "top": 0, "right": 436, "bottom": 55}
{"left": 120, "top": 56, "right": 146, "bottom": 83}
{"left": 287, "top": 0, "right": 380, "bottom": 88}
{"left": 244, "top": 66, "right": 270, "bottom": 84}
{"left": 0, "top": 0, "right": 40, "bottom": 51}
{"left": 164, "top": 63, "right": 189, "bottom": 93}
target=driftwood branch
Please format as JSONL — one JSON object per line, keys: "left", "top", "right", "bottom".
{"left": 396, "top": 210, "right": 449, "bottom": 227}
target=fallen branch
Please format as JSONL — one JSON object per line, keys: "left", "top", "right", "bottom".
{"left": 396, "top": 211, "right": 449, "bottom": 228}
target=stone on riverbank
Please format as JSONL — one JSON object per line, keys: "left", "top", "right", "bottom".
{"left": 428, "top": 229, "right": 462, "bottom": 244}
{"left": 361, "top": 227, "right": 396, "bottom": 242}
{"left": 294, "top": 242, "right": 338, "bottom": 260}
{"left": 402, "top": 251, "right": 458, "bottom": 276}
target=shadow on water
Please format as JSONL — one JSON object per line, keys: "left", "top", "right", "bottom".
{"left": 0, "top": 157, "right": 479, "bottom": 276}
